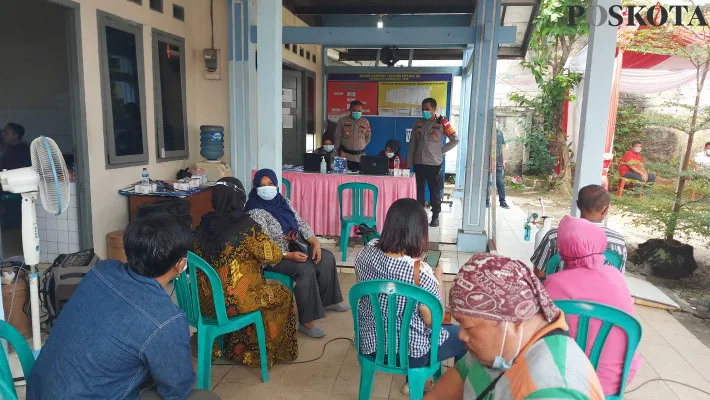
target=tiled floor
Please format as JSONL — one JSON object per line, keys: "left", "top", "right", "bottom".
{"left": 201, "top": 272, "right": 710, "bottom": 400}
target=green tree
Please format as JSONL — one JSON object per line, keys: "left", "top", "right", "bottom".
{"left": 620, "top": 5, "right": 710, "bottom": 240}
{"left": 509, "top": 0, "right": 589, "bottom": 189}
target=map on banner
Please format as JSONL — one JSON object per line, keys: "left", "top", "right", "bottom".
{"left": 377, "top": 81, "right": 448, "bottom": 116}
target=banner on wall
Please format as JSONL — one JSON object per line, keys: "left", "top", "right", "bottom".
{"left": 327, "top": 73, "right": 452, "bottom": 118}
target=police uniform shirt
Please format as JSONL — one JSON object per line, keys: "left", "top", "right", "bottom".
{"left": 407, "top": 118, "right": 459, "bottom": 167}
{"left": 334, "top": 116, "right": 372, "bottom": 163}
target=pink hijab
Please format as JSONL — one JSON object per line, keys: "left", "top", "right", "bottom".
{"left": 557, "top": 216, "right": 607, "bottom": 270}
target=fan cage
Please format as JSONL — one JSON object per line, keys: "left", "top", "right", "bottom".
{"left": 30, "top": 137, "right": 71, "bottom": 215}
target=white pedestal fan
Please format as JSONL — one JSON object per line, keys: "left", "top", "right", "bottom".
{"left": 0, "top": 136, "right": 70, "bottom": 355}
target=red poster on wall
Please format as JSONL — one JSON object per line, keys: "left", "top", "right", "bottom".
{"left": 327, "top": 81, "right": 379, "bottom": 116}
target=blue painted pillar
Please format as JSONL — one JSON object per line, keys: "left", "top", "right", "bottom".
{"left": 228, "top": 0, "right": 256, "bottom": 185}
{"left": 571, "top": 0, "right": 618, "bottom": 216}
{"left": 454, "top": 48, "right": 473, "bottom": 197}
{"left": 256, "top": 0, "right": 283, "bottom": 180}
{"left": 458, "top": 0, "right": 503, "bottom": 252}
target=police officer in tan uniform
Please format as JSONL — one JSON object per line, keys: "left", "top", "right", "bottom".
{"left": 407, "top": 98, "right": 459, "bottom": 227}
{"left": 334, "top": 100, "right": 371, "bottom": 170}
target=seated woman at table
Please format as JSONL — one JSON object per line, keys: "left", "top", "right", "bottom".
{"left": 543, "top": 216, "right": 640, "bottom": 396}
{"left": 313, "top": 132, "right": 338, "bottom": 167}
{"left": 378, "top": 139, "right": 407, "bottom": 170}
{"left": 245, "top": 169, "right": 348, "bottom": 338}
{"left": 355, "top": 198, "right": 465, "bottom": 395}
{"left": 194, "top": 177, "right": 297, "bottom": 366}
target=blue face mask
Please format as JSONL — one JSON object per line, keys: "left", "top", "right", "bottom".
{"left": 351, "top": 111, "right": 362, "bottom": 120}
{"left": 256, "top": 186, "right": 278, "bottom": 201}
{"left": 422, "top": 111, "right": 432, "bottom": 120}
{"left": 491, "top": 321, "right": 523, "bottom": 371}
{"left": 324, "top": 145, "right": 335, "bottom": 152}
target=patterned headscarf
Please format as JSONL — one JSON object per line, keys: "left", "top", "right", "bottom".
{"left": 449, "top": 254, "right": 559, "bottom": 323}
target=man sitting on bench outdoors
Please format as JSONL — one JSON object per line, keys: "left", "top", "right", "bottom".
{"left": 531, "top": 185, "right": 628, "bottom": 279}
{"left": 29, "top": 214, "right": 220, "bottom": 400}
{"left": 618, "top": 140, "right": 656, "bottom": 190}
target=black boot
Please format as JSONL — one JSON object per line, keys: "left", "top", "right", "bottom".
{"left": 430, "top": 214, "right": 440, "bottom": 227}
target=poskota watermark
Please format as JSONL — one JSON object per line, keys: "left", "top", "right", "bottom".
{"left": 568, "top": 5, "right": 708, "bottom": 27}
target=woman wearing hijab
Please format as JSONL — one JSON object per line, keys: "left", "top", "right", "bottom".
{"left": 378, "top": 139, "right": 408, "bottom": 170}
{"left": 425, "top": 254, "right": 604, "bottom": 400}
{"left": 194, "top": 177, "right": 297, "bottom": 367}
{"left": 544, "top": 216, "right": 641, "bottom": 396}
{"left": 245, "top": 169, "right": 347, "bottom": 338}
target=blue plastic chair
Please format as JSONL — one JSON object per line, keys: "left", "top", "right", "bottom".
{"left": 554, "top": 300, "right": 642, "bottom": 400}
{"left": 264, "top": 270, "right": 294, "bottom": 292}
{"left": 174, "top": 252, "right": 270, "bottom": 389}
{"left": 545, "top": 249, "right": 624, "bottom": 277}
{"left": 0, "top": 321, "right": 36, "bottom": 400}
{"left": 338, "top": 182, "right": 378, "bottom": 261}
{"left": 349, "top": 280, "right": 444, "bottom": 400}
{"left": 282, "top": 178, "right": 291, "bottom": 200}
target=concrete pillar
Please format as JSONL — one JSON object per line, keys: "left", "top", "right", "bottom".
{"left": 454, "top": 48, "right": 473, "bottom": 197}
{"left": 571, "top": 0, "right": 618, "bottom": 216}
{"left": 256, "top": 0, "right": 283, "bottom": 179}
{"left": 228, "top": 0, "right": 257, "bottom": 185}
{"left": 458, "top": 0, "right": 502, "bottom": 252}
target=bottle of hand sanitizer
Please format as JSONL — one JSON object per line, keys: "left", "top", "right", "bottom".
{"left": 320, "top": 156, "right": 327, "bottom": 174}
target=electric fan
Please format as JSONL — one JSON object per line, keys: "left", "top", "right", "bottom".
{"left": 0, "top": 136, "right": 70, "bottom": 354}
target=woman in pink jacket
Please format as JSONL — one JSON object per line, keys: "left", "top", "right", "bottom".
{"left": 544, "top": 216, "right": 641, "bottom": 396}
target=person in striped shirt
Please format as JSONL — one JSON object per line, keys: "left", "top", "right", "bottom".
{"left": 532, "top": 185, "right": 627, "bottom": 279}
{"left": 425, "top": 254, "right": 605, "bottom": 400}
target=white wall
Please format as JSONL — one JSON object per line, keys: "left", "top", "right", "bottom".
{"left": 69, "top": 0, "right": 230, "bottom": 257}
{"left": 0, "top": 0, "right": 74, "bottom": 151}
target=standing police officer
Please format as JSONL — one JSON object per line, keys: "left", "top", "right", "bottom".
{"left": 334, "top": 100, "right": 371, "bottom": 170}
{"left": 407, "top": 98, "right": 459, "bottom": 227}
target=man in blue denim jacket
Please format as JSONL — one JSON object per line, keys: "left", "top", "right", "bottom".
{"left": 28, "top": 214, "right": 219, "bottom": 400}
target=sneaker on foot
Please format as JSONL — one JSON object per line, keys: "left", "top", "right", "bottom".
{"left": 325, "top": 303, "right": 350, "bottom": 312}
{"left": 298, "top": 324, "right": 327, "bottom": 338}
{"left": 430, "top": 216, "right": 439, "bottom": 227}
{"left": 500, "top": 203, "right": 510, "bottom": 209}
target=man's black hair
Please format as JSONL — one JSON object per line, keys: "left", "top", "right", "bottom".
{"left": 705, "top": 141, "right": 710, "bottom": 147}
{"left": 123, "top": 213, "right": 193, "bottom": 278}
{"left": 631, "top": 140, "right": 642, "bottom": 147}
{"left": 5, "top": 123, "right": 25, "bottom": 139}
{"left": 422, "top": 98, "right": 437, "bottom": 108}
{"left": 576, "top": 184, "right": 610, "bottom": 214}
{"left": 378, "top": 198, "right": 428, "bottom": 258}
{"left": 350, "top": 100, "right": 363, "bottom": 108}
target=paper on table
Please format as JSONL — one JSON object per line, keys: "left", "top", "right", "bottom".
{"left": 283, "top": 115, "right": 294, "bottom": 129}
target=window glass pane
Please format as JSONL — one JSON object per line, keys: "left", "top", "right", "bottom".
{"left": 105, "top": 26, "right": 144, "bottom": 157}
{"left": 157, "top": 40, "right": 186, "bottom": 152}
{"left": 306, "top": 75, "right": 315, "bottom": 134}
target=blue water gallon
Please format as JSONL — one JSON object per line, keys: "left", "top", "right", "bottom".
{"left": 199, "top": 125, "right": 224, "bottom": 160}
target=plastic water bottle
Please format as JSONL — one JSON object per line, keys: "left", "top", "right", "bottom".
{"left": 320, "top": 157, "right": 327, "bottom": 174}
{"left": 393, "top": 157, "right": 400, "bottom": 176}
{"left": 141, "top": 168, "right": 150, "bottom": 185}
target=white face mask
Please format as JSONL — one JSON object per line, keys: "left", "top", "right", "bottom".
{"left": 491, "top": 321, "right": 523, "bottom": 371}
{"left": 385, "top": 152, "right": 395, "bottom": 159}
{"left": 633, "top": 147, "right": 642, "bottom": 153}
{"left": 705, "top": 149, "right": 710, "bottom": 156}
{"left": 256, "top": 186, "right": 278, "bottom": 201}
{"left": 324, "top": 145, "right": 335, "bottom": 152}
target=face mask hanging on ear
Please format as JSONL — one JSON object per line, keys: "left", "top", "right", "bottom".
{"left": 491, "top": 321, "right": 523, "bottom": 371}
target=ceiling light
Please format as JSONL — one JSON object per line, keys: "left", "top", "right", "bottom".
{"left": 377, "top": 15, "right": 384, "bottom": 29}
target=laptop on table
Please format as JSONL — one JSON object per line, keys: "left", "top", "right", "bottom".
{"left": 303, "top": 153, "right": 331, "bottom": 172}
{"left": 359, "top": 156, "right": 389, "bottom": 176}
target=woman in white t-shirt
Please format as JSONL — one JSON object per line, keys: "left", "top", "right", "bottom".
{"left": 694, "top": 142, "right": 710, "bottom": 171}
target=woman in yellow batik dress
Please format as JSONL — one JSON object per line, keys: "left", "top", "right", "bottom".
{"left": 194, "top": 177, "right": 297, "bottom": 367}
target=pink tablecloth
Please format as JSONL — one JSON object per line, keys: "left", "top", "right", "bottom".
{"left": 280, "top": 172, "right": 416, "bottom": 237}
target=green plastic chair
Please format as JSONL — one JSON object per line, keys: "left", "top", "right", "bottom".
{"left": 554, "top": 300, "right": 642, "bottom": 400}
{"left": 338, "top": 182, "right": 378, "bottom": 261}
{"left": 282, "top": 178, "right": 291, "bottom": 200}
{"left": 174, "top": 252, "right": 270, "bottom": 389}
{"left": 349, "top": 280, "right": 444, "bottom": 400}
{"left": 264, "top": 270, "right": 294, "bottom": 292}
{"left": 545, "top": 249, "right": 624, "bottom": 277}
{"left": 0, "top": 320, "right": 36, "bottom": 400}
